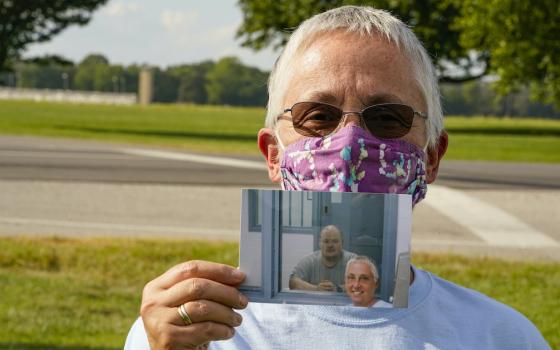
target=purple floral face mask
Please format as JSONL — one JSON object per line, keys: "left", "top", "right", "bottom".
{"left": 278, "top": 125, "right": 428, "bottom": 206}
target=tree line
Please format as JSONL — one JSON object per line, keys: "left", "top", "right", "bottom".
{"left": 441, "top": 82, "right": 559, "bottom": 119}
{"left": 5, "top": 54, "right": 268, "bottom": 106}
{"left": 4, "top": 53, "right": 559, "bottom": 117}
{"left": 1, "top": 1, "right": 558, "bottom": 109}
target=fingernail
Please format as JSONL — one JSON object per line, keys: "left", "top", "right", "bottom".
{"left": 239, "top": 294, "right": 248, "bottom": 307}
{"left": 235, "top": 313, "right": 243, "bottom": 325}
{"left": 229, "top": 327, "right": 235, "bottom": 338}
{"left": 232, "top": 268, "right": 245, "bottom": 280}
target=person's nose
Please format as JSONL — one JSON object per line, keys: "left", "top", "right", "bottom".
{"left": 341, "top": 112, "right": 364, "bottom": 128}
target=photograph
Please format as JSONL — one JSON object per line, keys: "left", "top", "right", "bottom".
{"left": 239, "top": 189, "right": 412, "bottom": 307}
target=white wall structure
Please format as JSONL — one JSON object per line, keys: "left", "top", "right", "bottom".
{"left": 0, "top": 87, "right": 137, "bottom": 105}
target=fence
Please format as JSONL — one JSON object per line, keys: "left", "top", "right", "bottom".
{"left": 0, "top": 87, "right": 137, "bottom": 105}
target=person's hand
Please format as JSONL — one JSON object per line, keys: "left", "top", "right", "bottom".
{"left": 317, "top": 280, "right": 336, "bottom": 291}
{"left": 140, "top": 260, "right": 248, "bottom": 350}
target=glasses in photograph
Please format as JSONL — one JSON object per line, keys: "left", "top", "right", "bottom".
{"left": 277, "top": 101, "right": 427, "bottom": 139}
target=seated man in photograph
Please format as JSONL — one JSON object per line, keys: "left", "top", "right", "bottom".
{"left": 289, "top": 225, "right": 357, "bottom": 292}
{"left": 345, "top": 256, "right": 391, "bottom": 308}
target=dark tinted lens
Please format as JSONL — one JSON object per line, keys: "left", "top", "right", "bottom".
{"left": 362, "top": 104, "right": 414, "bottom": 139}
{"left": 291, "top": 102, "right": 342, "bottom": 137}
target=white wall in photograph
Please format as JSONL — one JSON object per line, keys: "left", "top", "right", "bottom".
{"left": 239, "top": 189, "right": 262, "bottom": 287}
{"left": 281, "top": 233, "right": 314, "bottom": 290}
{"left": 240, "top": 232, "right": 262, "bottom": 287}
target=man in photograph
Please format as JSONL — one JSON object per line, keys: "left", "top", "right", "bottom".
{"left": 345, "top": 256, "right": 391, "bottom": 307}
{"left": 289, "top": 225, "right": 357, "bottom": 291}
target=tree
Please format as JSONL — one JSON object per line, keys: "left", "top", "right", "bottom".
{"left": 168, "top": 61, "right": 215, "bottom": 104}
{"left": 205, "top": 57, "right": 268, "bottom": 106}
{"left": 73, "top": 54, "right": 110, "bottom": 91}
{"left": 14, "top": 54, "right": 74, "bottom": 89}
{"left": 236, "top": 0, "right": 560, "bottom": 107}
{"left": 16, "top": 61, "right": 74, "bottom": 90}
{"left": 153, "top": 68, "right": 180, "bottom": 103}
{"left": 439, "top": 81, "right": 560, "bottom": 118}
{"left": 73, "top": 53, "right": 128, "bottom": 92}
{"left": 453, "top": 0, "right": 560, "bottom": 108}
{"left": 236, "top": 0, "right": 482, "bottom": 83}
{"left": 122, "top": 65, "right": 140, "bottom": 93}
{"left": 0, "top": 0, "right": 108, "bottom": 73}
{"left": 21, "top": 54, "right": 74, "bottom": 67}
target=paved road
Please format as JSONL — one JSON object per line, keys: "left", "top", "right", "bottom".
{"left": 1, "top": 135, "right": 559, "bottom": 189}
{"left": 0, "top": 135, "right": 269, "bottom": 186}
{"left": 1, "top": 135, "right": 559, "bottom": 261}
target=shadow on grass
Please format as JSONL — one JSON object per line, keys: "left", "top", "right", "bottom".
{"left": 0, "top": 343, "right": 118, "bottom": 350}
{"left": 446, "top": 127, "right": 560, "bottom": 137}
{"left": 56, "top": 125, "right": 256, "bottom": 142}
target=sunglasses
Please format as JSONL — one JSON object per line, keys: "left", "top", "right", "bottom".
{"left": 277, "top": 101, "right": 427, "bottom": 139}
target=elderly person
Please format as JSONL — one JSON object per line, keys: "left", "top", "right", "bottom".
{"left": 345, "top": 256, "right": 390, "bottom": 308}
{"left": 289, "top": 225, "right": 356, "bottom": 292}
{"left": 125, "top": 6, "right": 549, "bottom": 350}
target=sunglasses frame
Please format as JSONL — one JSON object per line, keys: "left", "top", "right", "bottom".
{"left": 277, "top": 101, "right": 427, "bottom": 139}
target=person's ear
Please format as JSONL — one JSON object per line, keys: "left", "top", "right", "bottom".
{"left": 257, "top": 128, "right": 282, "bottom": 183}
{"left": 426, "top": 131, "right": 448, "bottom": 184}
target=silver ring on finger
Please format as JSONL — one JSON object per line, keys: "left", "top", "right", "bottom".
{"left": 177, "top": 303, "right": 193, "bottom": 326}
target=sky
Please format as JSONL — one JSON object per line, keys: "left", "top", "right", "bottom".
{"left": 24, "top": 0, "right": 279, "bottom": 70}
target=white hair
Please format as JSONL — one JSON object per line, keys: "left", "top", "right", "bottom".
{"left": 265, "top": 5, "right": 444, "bottom": 148}
{"left": 346, "top": 255, "right": 379, "bottom": 282}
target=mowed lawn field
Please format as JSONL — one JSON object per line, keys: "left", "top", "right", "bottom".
{"left": 1, "top": 100, "right": 559, "bottom": 162}
{"left": 1, "top": 237, "right": 558, "bottom": 349}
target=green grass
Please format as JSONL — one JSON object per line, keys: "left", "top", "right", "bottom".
{"left": 0, "top": 100, "right": 264, "bottom": 155}
{"left": 0, "top": 237, "right": 238, "bottom": 350}
{"left": 1, "top": 100, "right": 559, "bottom": 162}
{"left": 444, "top": 117, "right": 560, "bottom": 162}
{"left": 0, "top": 236, "right": 558, "bottom": 349}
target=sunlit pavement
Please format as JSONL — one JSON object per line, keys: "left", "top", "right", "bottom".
{"left": 413, "top": 187, "right": 560, "bottom": 261}
{"left": 1, "top": 180, "right": 559, "bottom": 261}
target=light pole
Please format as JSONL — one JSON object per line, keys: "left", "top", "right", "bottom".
{"left": 61, "top": 72, "right": 69, "bottom": 90}
{"left": 112, "top": 76, "right": 118, "bottom": 93}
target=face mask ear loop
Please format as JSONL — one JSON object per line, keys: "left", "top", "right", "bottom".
{"left": 422, "top": 129, "right": 431, "bottom": 152}
{"left": 273, "top": 128, "right": 287, "bottom": 191}
{"left": 274, "top": 128, "right": 286, "bottom": 151}
{"left": 266, "top": 128, "right": 283, "bottom": 167}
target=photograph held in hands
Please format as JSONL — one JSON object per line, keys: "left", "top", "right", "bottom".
{"left": 238, "top": 189, "right": 412, "bottom": 308}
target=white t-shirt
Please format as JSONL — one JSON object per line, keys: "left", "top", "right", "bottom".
{"left": 125, "top": 266, "right": 550, "bottom": 350}
{"left": 372, "top": 299, "right": 392, "bottom": 308}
